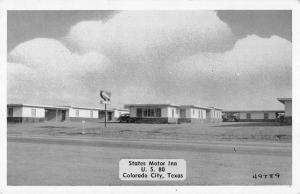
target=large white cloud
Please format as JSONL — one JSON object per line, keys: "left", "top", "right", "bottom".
{"left": 7, "top": 38, "right": 112, "bottom": 106}
{"left": 8, "top": 38, "right": 111, "bottom": 77}
{"left": 66, "top": 11, "right": 235, "bottom": 63}
{"left": 7, "top": 11, "right": 292, "bottom": 110}
{"left": 166, "top": 35, "right": 291, "bottom": 78}
{"left": 163, "top": 35, "right": 292, "bottom": 109}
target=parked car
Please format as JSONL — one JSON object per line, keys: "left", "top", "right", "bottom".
{"left": 118, "top": 114, "right": 134, "bottom": 123}
{"left": 276, "top": 114, "right": 285, "bottom": 123}
{"left": 222, "top": 115, "right": 239, "bottom": 122}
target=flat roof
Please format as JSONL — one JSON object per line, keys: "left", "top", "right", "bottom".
{"left": 209, "top": 107, "right": 223, "bottom": 111}
{"left": 61, "top": 105, "right": 114, "bottom": 111}
{"left": 7, "top": 103, "right": 69, "bottom": 110}
{"left": 224, "top": 110, "right": 284, "bottom": 113}
{"left": 7, "top": 103, "right": 114, "bottom": 111}
{"left": 124, "top": 103, "right": 180, "bottom": 108}
{"left": 180, "top": 105, "right": 211, "bottom": 110}
{"left": 277, "top": 98, "right": 292, "bottom": 104}
{"left": 114, "top": 108, "right": 129, "bottom": 111}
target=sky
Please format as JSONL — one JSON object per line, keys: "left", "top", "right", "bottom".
{"left": 7, "top": 10, "right": 292, "bottom": 110}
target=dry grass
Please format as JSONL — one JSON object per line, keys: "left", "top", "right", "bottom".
{"left": 7, "top": 121, "right": 292, "bottom": 143}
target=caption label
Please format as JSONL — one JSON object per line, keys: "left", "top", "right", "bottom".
{"left": 119, "top": 159, "right": 186, "bottom": 181}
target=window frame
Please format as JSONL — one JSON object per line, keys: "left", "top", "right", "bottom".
{"left": 136, "top": 108, "right": 142, "bottom": 118}
{"left": 246, "top": 113, "right": 251, "bottom": 119}
{"left": 155, "top": 108, "right": 161, "bottom": 117}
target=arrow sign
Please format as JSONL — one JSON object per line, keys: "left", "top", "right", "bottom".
{"left": 100, "top": 90, "right": 111, "bottom": 128}
{"left": 100, "top": 90, "right": 111, "bottom": 102}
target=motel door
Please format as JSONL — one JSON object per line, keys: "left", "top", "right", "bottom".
{"left": 108, "top": 112, "right": 112, "bottom": 121}
{"left": 180, "top": 109, "right": 186, "bottom": 118}
{"left": 61, "top": 110, "right": 66, "bottom": 121}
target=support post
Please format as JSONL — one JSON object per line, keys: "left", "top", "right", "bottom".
{"left": 105, "top": 103, "right": 107, "bottom": 128}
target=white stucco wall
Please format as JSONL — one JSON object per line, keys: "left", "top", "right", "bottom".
{"left": 207, "top": 110, "right": 222, "bottom": 119}
{"left": 167, "top": 107, "right": 179, "bottom": 118}
{"left": 69, "top": 108, "right": 99, "bottom": 118}
{"left": 215, "top": 110, "right": 222, "bottom": 119}
{"left": 239, "top": 112, "right": 277, "bottom": 120}
{"left": 22, "top": 107, "right": 45, "bottom": 118}
{"left": 161, "top": 107, "right": 169, "bottom": 117}
{"left": 201, "top": 109, "right": 206, "bottom": 119}
{"left": 285, "top": 101, "right": 292, "bottom": 117}
{"left": 186, "top": 108, "right": 206, "bottom": 119}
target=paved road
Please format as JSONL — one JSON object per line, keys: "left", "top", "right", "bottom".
{"left": 7, "top": 135, "right": 291, "bottom": 156}
{"left": 7, "top": 135, "right": 292, "bottom": 185}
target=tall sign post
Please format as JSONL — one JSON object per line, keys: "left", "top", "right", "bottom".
{"left": 100, "top": 90, "right": 111, "bottom": 129}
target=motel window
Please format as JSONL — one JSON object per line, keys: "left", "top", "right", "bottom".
{"left": 148, "top": 109, "right": 155, "bottom": 117}
{"left": 192, "top": 109, "right": 195, "bottom": 115}
{"left": 140, "top": 108, "right": 158, "bottom": 118}
{"left": 150, "top": 109, "right": 155, "bottom": 117}
{"left": 176, "top": 109, "right": 179, "bottom": 115}
{"left": 172, "top": 109, "right": 174, "bottom": 118}
{"left": 136, "top": 108, "right": 162, "bottom": 118}
{"left": 136, "top": 108, "right": 142, "bottom": 118}
{"left": 264, "top": 113, "right": 269, "bottom": 119}
{"left": 90, "top": 111, "right": 93, "bottom": 118}
{"left": 155, "top": 108, "right": 161, "bottom": 117}
{"left": 143, "top": 109, "right": 148, "bottom": 117}
{"left": 8, "top": 107, "right": 13, "bottom": 117}
{"left": 31, "top": 109, "right": 36, "bottom": 117}
{"left": 76, "top": 109, "right": 79, "bottom": 117}
{"left": 246, "top": 113, "right": 251, "bottom": 119}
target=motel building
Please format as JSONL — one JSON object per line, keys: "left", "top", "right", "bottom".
{"left": 124, "top": 104, "right": 180, "bottom": 124}
{"left": 124, "top": 104, "right": 223, "bottom": 124}
{"left": 222, "top": 110, "right": 284, "bottom": 122}
{"left": 206, "top": 107, "right": 223, "bottom": 123}
{"left": 277, "top": 98, "right": 292, "bottom": 124}
{"left": 7, "top": 103, "right": 123, "bottom": 123}
{"left": 178, "top": 105, "right": 222, "bottom": 123}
